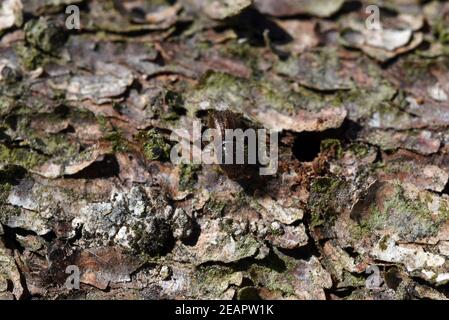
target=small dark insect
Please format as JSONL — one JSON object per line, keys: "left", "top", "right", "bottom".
{"left": 207, "top": 109, "right": 260, "bottom": 182}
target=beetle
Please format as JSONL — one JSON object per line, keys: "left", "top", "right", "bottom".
{"left": 207, "top": 109, "right": 260, "bottom": 182}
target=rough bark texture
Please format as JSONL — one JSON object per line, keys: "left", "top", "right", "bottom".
{"left": 1, "top": 0, "right": 449, "bottom": 300}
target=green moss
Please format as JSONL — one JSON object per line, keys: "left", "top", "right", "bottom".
{"left": 0, "top": 96, "right": 16, "bottom": 117}
{"left": 165, "top": 91, "right": 184, "bottom": 114}
{"left": 269, "top": 225, "right": 284, "bottom": 236}
{"left": 15, "top": 42, "right": 46, "bottom": 70}
{"left": 15, "top": 17, "right": 67, "bottom": 70}
{"left": 0, "top": 64, "right": 21, "bottom": 85}
{"left": 105, "top": 130, "right": 128, "bottom": 153}
{"left": 0, "top": 165, "right": 26, "bottom": 184}
{"left": 204, "top": 197, "right": 226, "bottom": 217}
{"left": 221, "top": 41, "right": 259, "bottom": 74}
{"left": 342, "top": 84, "right": 397, "bottom": 121}
{"left": 378, "top": 235, "right": 390, "bottom": 251}
{"left": 309, "top": 176, "right": 348, "bottom": 228}
{"left": 293, "top": 85, "right": 342, "bottom": 112}
{"left": 0, "top": 166, "right": 25, "bottom": 221}
{"left": 0, "top": 203, "right": 21, "bottom": 223}
{"left": 150, "top": 90, "right": 186, "bottom": 122}
{"left": 246, "top": 251, "right": 297, "bottom": 296}
{"left": 194, "top": 265, "right": 240, "bottom": 296}
{"left": 198, "top": 71, "right": 245, "bottom": 94}
{"left": 0, "top": 144, "right": 47, "bottom": 169}
{"left": 24, "top": 17, "right": 67, "bottom": 53}
{"left": 362, "top": 206, "right": 388, "bottom": 231}
{"left": 321, "top": 139, "right": 343, "bottom": 159}
{"left": 380, "top": 161, "right": 413, "bottom": 175}
{"left": 197, "top": 265, "right": 233, "bottom": 281}
{"left": 374, "top": 101, "right": 414, "bottom": 126}
{"left": 179, "top": 163, "right": 201, "bottom": 191}
{"left": 4, "top": 112, "right": 81, "bottom": 159}
{"left": 95, "top": 111, "right": 127, "bottom": 153}
{"left": 185, "top": 71, "right": 250, "bottom": 115}
{"left": 222, "top": 41, "right": 253, "bottom": 59}
{"left": 130, "top": 219, "right": 173, "bottom": 256}
{"left": 0, "top": 182, "right": 12, "bottom": 204}
{"left": 142, "top": 129, "right": 171, "bottom": 161}
{"left": 255, "top": 81, "right": 295, "bottom": 113}
{"left": 96, "top": 115, "right": 109, "bottom": 131}
{"left": 338, "top": 272, "right": 366, "bottom": 289}
{"left": 274, "top": 55, "right": 300, "bottom": 79}
{"left": 237, "top": 287, "right": 261, "bottom": 300}
{"left": 399, "top": 57, "right": 434, "bottom": 84}
{"left": 310, "top": 176, "right": 343, "bottom": 194}
{"left": 349, "top": 143, "right": 370, "bottom": 158}
{"left": 433, "top": 19, "right": 449, "bottom": 45}
{"left": 358, "top": 184, "right": 444, "bottom": 241}
{"left": 28, "top": 133, "right": 79, "bottom": 158}
{"left": 187, "top": 69, "right": 324, "bottom": 118}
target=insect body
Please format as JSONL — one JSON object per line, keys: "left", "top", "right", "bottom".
{"left": 207, "top": 109, "right": 259, "bottom": 182}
